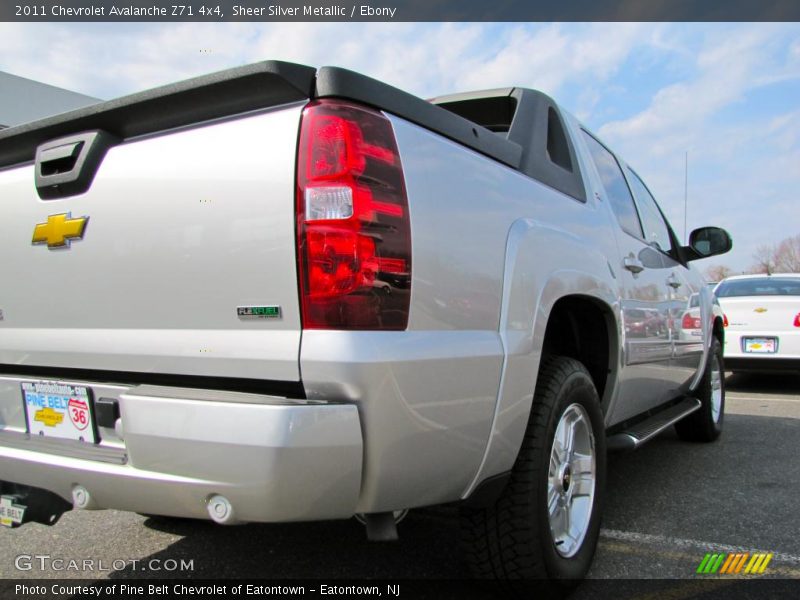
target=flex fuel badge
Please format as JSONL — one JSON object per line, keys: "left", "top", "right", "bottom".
{"left": 237, "top": 306, "right": 281, "bottom": 319}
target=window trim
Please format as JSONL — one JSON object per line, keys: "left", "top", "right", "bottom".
{"left": 580, "top": 128, "right": 646, "bottom": 240}
{"left": 623, "top": 166, "right": 681, "bottom": 258}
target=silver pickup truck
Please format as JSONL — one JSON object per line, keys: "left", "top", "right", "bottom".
{"left": 0, "top": 61, "right": 731, "bottom": 585}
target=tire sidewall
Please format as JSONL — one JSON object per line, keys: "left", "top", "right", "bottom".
{"left": 536, "top": 366, "right": 607, "bottom": 581}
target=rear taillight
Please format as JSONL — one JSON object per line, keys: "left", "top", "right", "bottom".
{"left": 723, "top": 313, "right": 729, "bottom": 327}
{"left": 296, "top": 100, "right": 411, "bottom": 330}
{"left": 794, "top": 313, "right": 800, "bottom": 327}
{"left": 682, "top": 313, "right": 702, "bottom": 329}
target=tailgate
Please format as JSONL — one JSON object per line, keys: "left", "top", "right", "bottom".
{"left": 0, "top": 102, "right": 305, "bottom": 382}
{"left": 721, "top": 296, "right": 800, "bottom": 332}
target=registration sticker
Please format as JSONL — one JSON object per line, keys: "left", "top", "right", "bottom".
{"left": 0, "top": 495, "right": 26, "bottom": 528}
{"left": 22, "top": 381, "right": 96, "bottom": 443}
{"left": 743, "top": 337, "right": 777, "bottom": 354}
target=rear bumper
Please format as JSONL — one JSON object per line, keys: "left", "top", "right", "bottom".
{"left": 0, "top": 377, "right": 362, "bottom": 523}
{"left": 725, "top": 357, "right": 800, "bottom": 372}
{"left": 723, "top": 330, "right": 800, "bottom": 371}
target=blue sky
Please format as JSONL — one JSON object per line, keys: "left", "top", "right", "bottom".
{"left": 1, "top": 22, "right": 798, "bottom": 275}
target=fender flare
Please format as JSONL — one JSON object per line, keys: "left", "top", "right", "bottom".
{"left": 462, "top": 217, "right": 620, "bottom": 498}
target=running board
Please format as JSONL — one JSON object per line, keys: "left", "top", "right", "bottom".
{"left": 607, "top": 398, "right": 702, "bottom": 451}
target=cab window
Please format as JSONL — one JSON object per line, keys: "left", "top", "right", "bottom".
{"left": 581, "top": 131, "right": 644, "bottom": 239}
{"left": 626, "top": 168, "right": 674, "bottom": 253}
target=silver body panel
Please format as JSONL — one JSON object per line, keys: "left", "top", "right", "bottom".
{"left": 0, "top": 103, "right": 305, "bottom": 382}
{"left": 0, "top": 94, "right": 715, "bottom": 521}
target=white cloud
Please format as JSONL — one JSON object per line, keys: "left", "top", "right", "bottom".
{"left": 0, "top": 22, "right": 652, "bottom": 101}
{"left": 1, "top": 21, "right": 798, "bottom": 272}
{"left": 594, "top": 24, "right": 800, "bottom": 272}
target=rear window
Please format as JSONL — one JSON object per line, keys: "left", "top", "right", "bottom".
{"left": 715, "top": 278, "right": 800, "bottom": 297}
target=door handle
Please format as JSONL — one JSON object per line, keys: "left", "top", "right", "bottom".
{"left": 623, "top": 256, "right": 644, "bottom": 274}
{"left": 666, "top": 275, "right": 681, "bottom": 289}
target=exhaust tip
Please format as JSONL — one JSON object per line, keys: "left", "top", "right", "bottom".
{"left": 71, "top": 485, "right": 98, "bottom": 510}
{"left": 207, "top": 494, "right": 238, "bottom": 524}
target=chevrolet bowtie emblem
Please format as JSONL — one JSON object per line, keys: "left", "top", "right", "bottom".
{"left": 754, "top": 307, "right": 768, "bottom": 313}
{"left": 32, "top": 213, "right": 89, "bottom": 249}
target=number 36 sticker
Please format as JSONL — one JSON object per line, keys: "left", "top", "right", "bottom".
{"left": 68, "top": 398, "right": 90, "bottom": 431}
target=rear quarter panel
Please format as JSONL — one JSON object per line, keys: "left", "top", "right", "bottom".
{"left": 301, "top": 114, "right": 624, "bottom": 510}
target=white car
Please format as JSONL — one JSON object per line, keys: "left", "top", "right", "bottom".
{"left": 715, "top": 274, "right": 800, "bottom": 371}
{"left": 678, "top": 293, "right": 724, "bottom": 342}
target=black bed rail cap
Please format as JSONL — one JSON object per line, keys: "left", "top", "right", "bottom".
{"left": 0, "top": 60, "right": 316, "bottom": 169}
{"left": 314, "top": 66, "right": 522, "bottom": 170}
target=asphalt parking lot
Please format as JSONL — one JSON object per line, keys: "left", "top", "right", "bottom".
{"left": 1, "top": 372, "right": 799, "bottom": 592}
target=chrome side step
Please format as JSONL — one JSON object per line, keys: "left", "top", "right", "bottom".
{"left": 607, "top": 398, "right": 702, "bottom": 451}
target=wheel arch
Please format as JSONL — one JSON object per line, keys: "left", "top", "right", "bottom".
{"left": 540, "top": 294, "right": 618, "bottom": 413}
{"left": 462, "top": 216, "right": 621, "bottom": 500}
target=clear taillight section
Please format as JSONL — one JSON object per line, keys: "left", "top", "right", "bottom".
{"left": 296, "top": 100, "right": 411, "bottom": 330}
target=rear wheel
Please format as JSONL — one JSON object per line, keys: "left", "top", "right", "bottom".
{"left": 461, "top": 356, "right": 606, "bottom": 591}
{"left": 675, "top": 337, "right": 725, "bottom": 442}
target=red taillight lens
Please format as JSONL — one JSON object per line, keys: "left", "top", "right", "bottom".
{"left": 297, "top": 100, "right": 411, "bottom": 330}
{"left": 794, "top": 313, "right": 800, "bottom": 327}
{"left": 682, "top": 313, "right": 702, "bottom": 329}
{"left": 723, "top": 313, "right": 729, "bottom": 327}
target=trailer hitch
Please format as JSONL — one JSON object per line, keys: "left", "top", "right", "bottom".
{"left": 0, "top": 482, "right": 72, "bottom": 528}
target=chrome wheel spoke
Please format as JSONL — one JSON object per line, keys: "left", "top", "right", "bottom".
{"left": 710, "top": 355, "right": 723, "bottom": 423}
{"left": 547, "top": 404, "right": 596, "bottom": 559}
{"left": 571, "top": 453, "right": 593, "bottom": 475}
{"left": 564, "top": 416, "right": 577, "bottom": 456}
{"left": 570, "top": 473, "right": 594, "bottom": 497}
{"left": 547, "top": 482, "right": 559, "bottom": 516}
{"left": 552, "top": 505, "right": 568, "bottom": 542}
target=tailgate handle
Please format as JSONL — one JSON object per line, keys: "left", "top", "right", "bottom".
{"left": 39, "top": 141, "right": 82, "bottom": 169}
{"left": 35, "top": 130, "right": 118, "bottom": 200}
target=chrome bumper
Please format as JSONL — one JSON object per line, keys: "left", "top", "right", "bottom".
{"left": 0, "top": 377, "right": 362, "bottom": 523}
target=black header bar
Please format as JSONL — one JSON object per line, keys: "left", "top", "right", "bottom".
{"left": 2, "top": 0, "right": 799, "bottom": 22}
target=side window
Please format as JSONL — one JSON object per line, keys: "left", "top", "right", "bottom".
{"left": 626, "top": 168, "right": 673, "bottom": 253}
{"left": 581, "top": 131, "right": 643, "bottom": 239}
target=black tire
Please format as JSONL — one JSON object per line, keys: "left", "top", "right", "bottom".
{"left": 675, "top": 337, "right": 725, "bottom": 442}
{"left": 460, "top": 356, "right": 606, "bottom": 592}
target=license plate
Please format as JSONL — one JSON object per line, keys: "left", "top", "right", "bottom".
{"left": 743, "top": 337, "right": 777, "bottom": 354}
{"left": 21, "top": 381, "right": 96, "bottom": 443}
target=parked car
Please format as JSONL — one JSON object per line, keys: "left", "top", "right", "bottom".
{"left": 677, "top": 293, "right": 724, "bottom": 341}
{"left": 0, "top": 61, "right": 732, "bottom": 588}
{"left": 625, "top": 308, "right": 667, "bottom": 338}
{"left": 677, "top": 293, "right": 703, "bottom": 341}
{"left": 715, "top": 274, "right": 800, "bottom": 372}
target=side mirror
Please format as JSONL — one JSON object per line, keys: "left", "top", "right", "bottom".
{"left": 685, "top": 227, "right": 732, "bottom": 261}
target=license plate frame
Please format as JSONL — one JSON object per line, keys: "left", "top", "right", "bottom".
{"left": 0, "top": 495, "right": 26, "bottom": 528}
{"left": 742, "top": 337, "right": 778, "bottom": 354}
{"left": 21, "top": 380, "right": 97, "bottom": 444}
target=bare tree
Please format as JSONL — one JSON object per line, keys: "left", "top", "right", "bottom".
{"left": 749, "top": 244, "right": 777, "bottom": 275}
{"left": 704, "top": 264, "right": 732, "bottom": 282}
{"left": 774, "top": 234, "right": 800, "bottom": 273}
